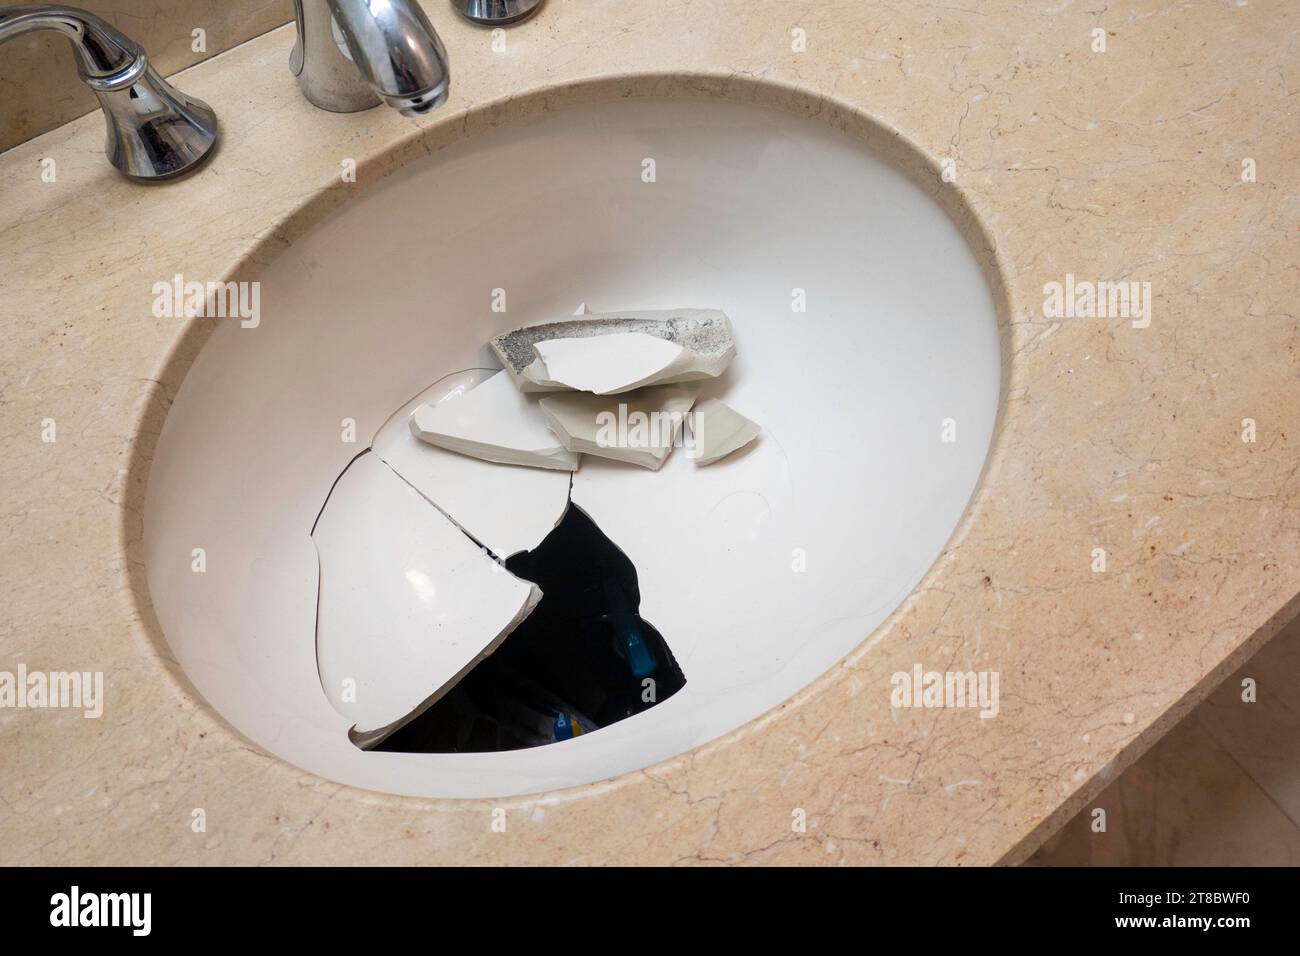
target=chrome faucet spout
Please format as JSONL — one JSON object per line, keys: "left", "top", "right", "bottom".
{"left": 290, "top": 0, "right": 450, "bottom": 116}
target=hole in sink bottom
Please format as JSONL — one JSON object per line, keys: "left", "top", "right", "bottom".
{"left": 363, "top": 504, "right": 686, "bottom": 754}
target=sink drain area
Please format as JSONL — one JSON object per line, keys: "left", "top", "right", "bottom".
{"left": 313, "top": 371, "right": 687, "bottom": 753}
{"left": 375, "top": 504, "right": 685, "bottom": 753}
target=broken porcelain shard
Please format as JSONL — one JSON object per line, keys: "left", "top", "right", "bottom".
{"left": 312, "top": 452, "right": 542, "bottom": 745}
{"left": 539, "top": 382, "right": 701, "bottom": 471}
{"left": 375, "top": 504, "right": 686, "bottom": 754}
{"left": 408, "top": 369, "right": 579, "bottom": 471}
{"left": 375, "top": 370, "right": 573, "bottom": 559}
{"left": 687, "top": 397, "right": 762, "bottom": 466}
{"left": 489, "top": 308, "right": 736, "bottom": 394}
{"left": 531, "top": 332, "right": 686, "bottom": 395}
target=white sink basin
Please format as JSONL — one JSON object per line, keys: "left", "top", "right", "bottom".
{"left": 143, "top": 94, "right": 1002, "bottom": 797}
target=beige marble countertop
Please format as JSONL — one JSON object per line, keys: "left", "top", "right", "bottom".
{"left": 1, "top": 0, "right": 1297, "bottom": 865}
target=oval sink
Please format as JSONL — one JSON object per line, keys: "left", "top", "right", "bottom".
{"left": 143, "top": 92, "right": 1003, "bottom": 797}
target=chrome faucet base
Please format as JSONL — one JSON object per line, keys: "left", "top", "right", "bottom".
{"left": 291, "top": 0, "right": 450, "bottom": 117}
{"left": 93, "top": 60, "right": 218, "bottom": 181}
{"left": 453, "top": 0, "right": 544, "bottom": 26}
{"left": 0, "top": 5, "right": 218, "bottom": 182}
{"left": 290, "top": 0, "right": 381, "bottom": 113}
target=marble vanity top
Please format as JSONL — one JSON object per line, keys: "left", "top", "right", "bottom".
{"left": 1, "top": 0, "right": 1296, "bottom": 864}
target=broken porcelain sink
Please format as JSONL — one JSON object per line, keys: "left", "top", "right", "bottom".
{"left": 142, "top": 94, "right": 1002, "bottom": 798}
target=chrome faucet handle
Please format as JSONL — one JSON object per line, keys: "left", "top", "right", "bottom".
{"left": 0, "top": 5, "right": 217, "bottom": 181}
{"left": 291, "top": 0, "right": 450, "bottom": 116}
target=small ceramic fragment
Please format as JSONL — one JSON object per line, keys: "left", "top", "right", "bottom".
{"left": 408, "top": 370, "right": 579, "bottom": 471}
{"left": 687, "top": 397, "right": 762, "bottom": 466}
{"left": 539, "top": 382, "right": 701, "bottom": 470}
{"left": 490, "top": 308, "right": 735, "bottom": 394}
{"left": 313, "top": 454, "right": 541, "bottom": 743}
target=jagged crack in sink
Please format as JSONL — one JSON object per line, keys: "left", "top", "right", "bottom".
{"left": 142, "top": 93, "right": 1003, "bottom": 798}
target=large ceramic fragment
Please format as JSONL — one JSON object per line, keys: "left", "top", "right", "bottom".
{"left": 489, "top": 309, "right": 735, "bottom": 394}
{"left": 408, "top": 370, "right": 579, "bottom": 471}
{"left": 687, "top": 397, "right": 762, "bottom": 466}
{"left": 531, "top": 332, "right": 686, "bottom": 395}
{"left": 539, "top": 382, "right": 700, "bottom": 470}
{"left": 313, "top": 453, "right": 541, "bottom": 743}
{"left": 373, "top": 371, "right": 572, "bottom": 559}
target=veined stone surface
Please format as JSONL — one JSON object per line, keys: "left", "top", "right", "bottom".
{"left": 2, "top": 1, "right": 1297, "bottom": 866}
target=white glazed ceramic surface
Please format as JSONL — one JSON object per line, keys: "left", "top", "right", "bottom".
{"left": 142, "top": 97, "right": 1001, "bottom": 797}
{"left": 689, "top": 397, "right": 761, "bottom": 466}
{"left": 383, "top": 372, "right": 575, "bottom": 554}
{"left": 533, "top": 333, "right": 685, "bottom": 394}
{"left": 407, "top": 369, "right": 581, "bottom": 472}
{"left": 313, "top": 453, "right": 541, "bottom": 737}
{"left": 539, "top": 381, "right": 701, "bottom": 470}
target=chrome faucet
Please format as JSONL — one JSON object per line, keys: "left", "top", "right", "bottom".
{"left": 0, "top": 5, "right": 217, "bottom": 181}
{"left": 454, "top": 1, "right": 544, "bottom": 25}
{"left": 290, "top": 0, "right": 451, "bottom": 115}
